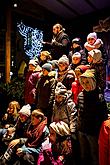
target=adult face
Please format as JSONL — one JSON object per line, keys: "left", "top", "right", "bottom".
{"left": 53, "top": 25, "right": 60, "bottom": 35}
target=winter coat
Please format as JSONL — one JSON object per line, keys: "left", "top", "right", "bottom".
{"left": 37, "top": 136, "right": 72, "bottom": 165}
{"left": 36, "top": 72, "right": 56, "bottom": 115}
{"left": 48, "top": 31, "right": 70, "bottom": 60}
{"left": 71, "top": 79, "right": 83, "bottom": 105}
{"left": 57, "top": 69, "right": 76, "bottom": 90}
{"left": 24, "top": 70, "right": 40, "bottom": 105}
{"left": 98, "top": 118, "right": 110, "bottom": 165}
{"left": 90, "top": 60, "right": 106, "bottom": 92}
{"left": 77, "top": 88, "right": 108, "bottom": 136}
{"left": 52, "top": 91, "right": 77, "bottom": 134}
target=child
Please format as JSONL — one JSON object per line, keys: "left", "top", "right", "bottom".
{"left": 38, "top": 51, "right": 52, "bottom": 67}
{"left": 37, "top": 121, "right": 73, "bottom": 165}
{"left": 88, "top": 49, "right": 106, "bottom": 93}
{"left": 68, "top": 37, "right": 87, "bottom": 65}
{"left": 84, "top": 32, "right": 108, "bottom": 66}
{"left": 69, "top": 52, "right": 82, "bottom": 70}
{"left": 72, "top": 65, "right": 89, "bottom": 104}
{"left": 24, "top": 59, "right": 41, "bottom": 110}
{"left": 2, "top": 101, "right": 20, "bottom": 128}
{"left": 77, "top": 69, "right": 108, "bottom": 165}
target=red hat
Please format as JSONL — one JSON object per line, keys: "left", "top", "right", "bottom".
{"left": 75, "top": 65, "right": 90, "bottom": 73}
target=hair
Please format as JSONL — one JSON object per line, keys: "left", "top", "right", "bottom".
{"left": 32, "top": 109, "right": 44, "bottom": 121}
{"left": 53, "top": 23, "right": 65, "bottom": 31}
{"left": 7, "top": 100, "right": 20, "bottom": 116}
{"left": 40, "top": 51, "right": 52, "bottom": 60}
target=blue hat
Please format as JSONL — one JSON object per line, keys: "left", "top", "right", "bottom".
{"left": 42, "top": 63, "right": 52, "bottom": 72}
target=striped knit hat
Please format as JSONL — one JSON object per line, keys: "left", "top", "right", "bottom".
{"left": 50, "top": 121, "right": 71, "bottom": 136}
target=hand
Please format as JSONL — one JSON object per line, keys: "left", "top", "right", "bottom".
{"left": 42, "top": 41, "right": 46, "bottom": 44}
{"left": 16, "top": 148, "right": 23, "bottom": 156}
{"left": 9, "top": 139, "right": 20, "bottom": 148}
{"left": 52, "top": 39, "right": 56, "bottom": 43}
{"left": 7, "top": 127, "right": 15, "bottom": 135}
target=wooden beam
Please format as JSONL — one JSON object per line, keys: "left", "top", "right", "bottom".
{"left": 5, "top": 5, "right": 11, "bottom": 83}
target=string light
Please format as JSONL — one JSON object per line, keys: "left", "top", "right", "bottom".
{"left": 17, "top": 22, "right": 43, "bottom": 59}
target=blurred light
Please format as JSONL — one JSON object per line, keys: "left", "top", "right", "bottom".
{"left": 14, "top": 3, "right": 17, "bottom": 8}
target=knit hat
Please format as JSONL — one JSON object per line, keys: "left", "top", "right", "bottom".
{"left": 79, "top": 69, "right": 96, "bottom": 91}
{"left": 50, "top": 121, "right": 71, "bottom": 136}
{"left": 72, "top": 52, "right": 81, "bottom": 59}
{"left": 19, "top": 104, "right": 31, "bottom": 117}
{"left": 88, "top": 49, "right": 102, "bottom": 63}
{"left": 58, "top": 55, "right": 69, "bottom": 66}
{"left": 42, "top": 63, "right": 52, "bottom": 72}
{"left": 29, "top": 59, "right": 38, "bottom": 67}
{"left": 72, "top": 38, "right": 81, "bottom": 45}
{"left": 75, "top": 65, "right": 90, "bottom": 74}
{"left": 87, "top": 32, "right": 97, "bottom": 40}
{"left": 55, "top": 82, "right": 67, "bottom": 96}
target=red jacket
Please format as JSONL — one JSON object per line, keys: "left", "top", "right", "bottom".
{"left": 71, "top": 79, "right": 83, "bottom": 104}
{"left": 98, "top": 118, "right": 110, "bottom": 165}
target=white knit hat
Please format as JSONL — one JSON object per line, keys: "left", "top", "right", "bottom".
{"left": 19, "top": 104, "right": 31, "bottom": 117}
{"left": 50, "top": 121, "right": 71, "bottom": 136}
{"left": 29, "top": 59, "right": 38, "bottom": 67}
{"left": 87, "top": 32, "right": 97, "bottom": 40}
{"left": 72, "top": 52, "right": 81, "bottom": 59}
{"left": 58, "top": 55, "right": 69, "bottom": 66}
{"left": 88, "top": 49, "right": 102, "bottom": 63}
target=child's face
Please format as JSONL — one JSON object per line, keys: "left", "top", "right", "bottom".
{"left": 72, "top": 43, "right": 79, "bottom": 48}
{"left": 49, "top": 127, "right": 57, "bottom": 144}
{"left": 55, "top": 95, "right": 64, "bottom": 103}
{"left": 87, "top": 38, "right": 96, "bottom": 45}
{"left": 58, "top": 63, "right": 67, "bottom": 71}
{"left": 42, "top": 68, "right": 49, "bottom": 76}
{"left": 40, "top": 53, "right": 46, "bottom": 61}
{"left": 31, "top": 115, "right": 41, "bottom": 126}
{"left": 75, "top": 69, "right": 82, "bottom": 79}
{"left": 19, "top": 114, "right": 28, "bottom": 123}
{"left": 87, "top": 55, "right": 93, "bottom": 63}
{"left": 7, "top": 107, "right": 14, "bottom": 114}
{"left": 29, "top": 64, "right": 36, "bottom": 71}
{"left": 72, "top": 57, "right": 81, "bottom": 65}
{"left": 80, "top": 77, "right": 91, "bottom": 91}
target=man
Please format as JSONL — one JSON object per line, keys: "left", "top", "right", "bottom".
{"left": 43, "top": 23, "right": 70, "bottom": 60}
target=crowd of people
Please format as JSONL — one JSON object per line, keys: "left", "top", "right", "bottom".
{"left": 0, "top": 23, "right": 109, "bottom": 165}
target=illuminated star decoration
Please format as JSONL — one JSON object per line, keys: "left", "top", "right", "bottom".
{"left": 17, "top": 21, "right": 43, "bottom": 59}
